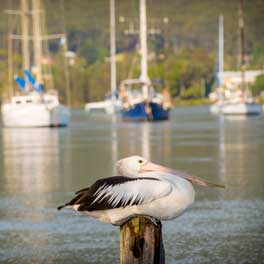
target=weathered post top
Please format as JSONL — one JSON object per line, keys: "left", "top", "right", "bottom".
{"left": 120, "top": 216, "right": 165, "bottom": 264}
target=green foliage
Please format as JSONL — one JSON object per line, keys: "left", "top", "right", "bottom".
{"left": 85, "top": 61, "right": 110, "bottom": 101}
{"left": 250, "top": 74, "right": 264, "bottom": 96}
{"left": 52, "top": 50, "right": 88, "bottom": 106}
{"left": 1, "top": 0, "right": 264, "bottom": 104}
{"left": 163, "top": 48, "right": 214, "bottom": 98}
{"left": 0, "top": 49, "right": 7, "bottom": 95}
{"left": 180, "top": 82, "right": 204, "bottom": 99}
{"left": 0, "top": 48, "right": 22, "bottom": 99}
{"left": 79, "top": 39, "right": 108, "bottom": 65}
{"left": 42, "top": 0, "right": 264, "bottom": 70}
{"left": 252, "top": 45, "right": 264, "bottom": 68}
{"left": 173, "top": 97, "right": 211, "bottom": 105}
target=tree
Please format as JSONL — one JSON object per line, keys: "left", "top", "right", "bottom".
{"left": 79, "top": 39, "right": 108, "bottom": 65}
{"left": 163, "top": 48, "right": 214, "bottom": 98}
{"left": 250, "top": 74, "right": 264, "bottom": 96}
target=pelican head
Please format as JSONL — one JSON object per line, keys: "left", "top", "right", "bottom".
{"left": 116, "top": 156, "right": 148, "bottom": 177}
{"left": 116, "top": 156, "right": 225, "bottom": 188}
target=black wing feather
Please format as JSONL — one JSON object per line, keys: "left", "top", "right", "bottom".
{"left": 58, "top": 176, "right": 159, "bottom": 211}
{"left": 75, "top": 187, "right": 90, "bottom": 195}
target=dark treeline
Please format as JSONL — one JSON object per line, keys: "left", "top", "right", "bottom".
{"left": 0, "top": 0, "right": 263, "bottom": 105}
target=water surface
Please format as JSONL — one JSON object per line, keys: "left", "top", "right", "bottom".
{"left": 0, "top": 106, "right": 263, "bottom": 263}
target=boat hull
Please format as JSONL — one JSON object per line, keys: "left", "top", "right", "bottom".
{"left": 85, "top": 100, "right": 121, "bottom": 114}
{"left": 121, "top": 101, "right": 170, "bottom": 121}
{"left": 210, "top": 102, "right": 262, "bottom": 115}
{"left": 1, "top": 104, "right": 70, "bottom": 127}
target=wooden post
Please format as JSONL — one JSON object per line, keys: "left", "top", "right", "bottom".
{"left": 120, "top": 217, "right": 165, "bottom": 264}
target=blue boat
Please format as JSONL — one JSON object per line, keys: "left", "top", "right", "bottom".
{"left": 120, "top": 0, "right": 171, "bottom": 122}
{"left": 122, "top": 101, "right": 170, "bottom": 121}
{"left": 122, "top": 102, "right": 169, "bottom": 121}
{"left": 120, "top": 79, "right": 171, "bottom": 121}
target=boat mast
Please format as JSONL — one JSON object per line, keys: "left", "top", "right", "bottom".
{"left": 60, "top": 0, "right": 71, "bottom": 106}
{"left": 239, "top": 0, "right": 245, "bottom": 92}
{"left": 32, "top": 0, "right": 43, "bottom": 84}
{"left": 7, "top": 0, "right": 30, "bottom": 97}
{"left": 21, "top": 0, "right": 30, "bottom": 72}
{"left": 140, "top": 0, "right": 149, "bottom": 99}
{"left": 7, "top": 20, "right": 13, "bottom": 98}
{"left": 110, "top": 0, "right": 117, "bottom": 103}
{"left": 218, "top": 15, "right": 224, "bottom": 87}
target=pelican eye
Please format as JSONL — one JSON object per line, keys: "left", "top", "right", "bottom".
{"left": 138, "top": 159, "right": 144, "bottom": 164}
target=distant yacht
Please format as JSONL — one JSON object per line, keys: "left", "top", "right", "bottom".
{"left": 210, "top": 89, "right": 262, "bottom": 115}
{"left": 1, "top": 0, "right": 70, "bottom": 127}
{"left": 210, "top": 4, "right": 262, "bottom": 116}
{"left": 120, "top": 0, "right": 171, "bottom": 121}
{"left": 85, "top": 92, "right": 121, "bottom": 114}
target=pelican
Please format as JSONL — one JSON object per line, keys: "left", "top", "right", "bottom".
{"left": 58, "top": 156, "right": 224, "bottom": 225}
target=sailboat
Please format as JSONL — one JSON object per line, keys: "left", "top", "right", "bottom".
{"left": 1, "top": 0, "right": 70, "bottom": 127}
{"left": 210, "top": 1, "right": 262, "bottom": 115}
{"left": 85, "top": 0, "right": 121, "bottom": 115}
{"left": 120, "top": 0, "right": 171, "bottom": 121}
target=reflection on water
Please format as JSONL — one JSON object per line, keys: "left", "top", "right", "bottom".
{"left": 111, "top": 115, "right": 118, "bottom": 174}
{"left": 217, "top": 115, "right": 264, "bottom": 200}
{"left": 2, "top": 128, "right": 59, "bottom": 194}
{"left": 0, "top": 107, "right": 263, "bottom": 264}
{"left": 141, "top": 122, "right": 150, "bottom": 160}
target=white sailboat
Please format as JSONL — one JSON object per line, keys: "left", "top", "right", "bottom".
{"left": 1, "top": 0, "right": 70, "bottom": 127}
{"left": 210, "top": 1, "right": 262, "bottom": 116}
{"left": 2, "top": 90, "right": 70, "bottom": 127}
{"left": 211, "top": 96, "right": 262, "bottom": 115}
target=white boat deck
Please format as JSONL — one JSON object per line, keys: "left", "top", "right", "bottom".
{"left": 85, "top": 100, "right": 121, "bottom": 114}
{"left": 1, "top": 92, "right": 70, "bottom": 127}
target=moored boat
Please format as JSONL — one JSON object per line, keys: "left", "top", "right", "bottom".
{"left": 120, "top": 0, "right": 171, "bottom": 121}
{"left": 2, "top": 91, "right": 70, "bottom": 127}
{"left": 210, "top": 6, "right": 262, "bottom": 116}
{"left": 120, "top": 79, "right": 170, "bottom": 121}
{"left": 1, "top": 0, "right": 70, "bottom": 128}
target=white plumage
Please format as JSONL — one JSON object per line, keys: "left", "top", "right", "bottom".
{"left": 93, "top": 178, "right": 172, "bottom": 207}
{"left": 58, "top": 156, "right": 224, "bottom": 225}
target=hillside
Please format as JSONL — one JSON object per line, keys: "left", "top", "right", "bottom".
{"left": 0, "top": 0, "right": 263, "bottom": 65}
{"left": 0, "top": 0, "right": 263, "bottom": 104}
{"left": 46, "top": 0, "right": 264, "bottom": 69}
